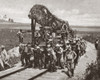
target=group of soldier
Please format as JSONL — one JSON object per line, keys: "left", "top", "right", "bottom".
{"left": 0, "top": 25, "right": 99, "bottom": 78}
{"left": 0, "top": 27, "right": 87, "bottom": 78}
{"left": 18, "top": 28, "right": 86, "bottom": 77}
{"left": 0, "top": 26, "right": 99, "bottom": 78}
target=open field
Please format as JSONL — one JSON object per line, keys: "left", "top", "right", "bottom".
{"left": 0, "top": 23, "right": 100, "bottom": 50}
{"left": 0, "top": 29, "right": 31, "bottom": 50}
{"left": 0, "top": 23, "right": 31, "bottom": 30}
{"left": 0, "top": 22, "right": 100, "bottom": 31}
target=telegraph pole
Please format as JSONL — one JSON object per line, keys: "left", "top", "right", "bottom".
{"left": 31, "top": 19, "right": 36, "bottom": 47}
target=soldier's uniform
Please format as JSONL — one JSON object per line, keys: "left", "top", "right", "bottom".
{"left": 38, "top": 47, "right": 44, "bottom": 69}
{"left": 0, "top": 55, "right": 5, "bottom": 70}
{"left": 19, "top": 44, "right": 26, "bottom": 66}
{"left": 35, "top": 31, "right": 41, "bottom": 44}
{"left": 33, "top": 46, "right": 38, "bottom": 68}
{"left": 24, "top": 43, "right": 32, "bottom": 66}
{"left": 61, "top": 24, "right": 68, "bottom": 40}
{"left": 34, "top": 46, "right": 44, "bottom": 69}
{"left": 63, "top": 41, "right": 71, "bottom": 65}
{"left": 71, "top": 40, "right": 77, "bottom": 51}
{"left": 46, "top": 45, "right": 53, "bottom": 66}
{"left": 74, "top": 41, "right": 81, "bottom": 65}
{"left": 55, "top": 44, "right": 64, "bottom": 69}
{"left": 34, "top": 46, "right": 40, "bottom": 68}
{"left": 39, "top": 27, "right": 45, "bottom": 41}
{"left": 66, "top": 48, "right": 77, "bottom": 77}
{"left": 95, "top": 39, "right": 99, "bottom": 50}
{"left": 47, "top": 44, "right": 57, "bottom": 72}
{"left": 0, "top": 45, "right": 10, "bottom": 69}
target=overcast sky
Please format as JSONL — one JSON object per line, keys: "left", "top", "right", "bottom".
{"left": 0, "top": 0, "right": 100, "bottom": 26}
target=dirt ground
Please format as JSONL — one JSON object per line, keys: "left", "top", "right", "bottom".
{"left": 65, "top": 41, "right": 97, "bottom": 80}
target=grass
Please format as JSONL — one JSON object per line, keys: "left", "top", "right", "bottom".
{"left": 0, "top": 29, "right": 32, "bottom": 50}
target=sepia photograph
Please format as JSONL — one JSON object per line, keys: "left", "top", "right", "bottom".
{"left": 0, "top": 0, "right": 100, "bottom": 80}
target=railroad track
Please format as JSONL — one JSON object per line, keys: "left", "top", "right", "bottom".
{"left": 0, "top": 67, "right": 48, "bottom": 80}
{"left": 0, "top": 67, "right": 67, "bottom": 80}
{"left": 0, "top": 67, "right": 26, "bottom": 79}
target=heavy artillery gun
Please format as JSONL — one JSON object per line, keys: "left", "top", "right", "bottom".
{"left": 28, "top": 4, "right": 74, "bottom": 47}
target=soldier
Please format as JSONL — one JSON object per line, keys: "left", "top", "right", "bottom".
{"left": 0, "top": 45, "right": 11, "bottom": 69}
{"left": 46, "top": 44, "right": 52, "bottom": 68}
{"left": 35, "top": 31, "right": 41, "bottom": 44}
{"left": 74, "top": 40, "right": 81, "bottom": 66}
{"left": 63, "top": 41, "right": 71, "bottom": 65}
{"left": 17, "top": 29, "right": 24, "bottom": 43}
{"left": 95, "top": 38, "right": 99, "bottom": 50}
{"left": 66, "top": 47, "right": 77, "bottom": 77}
{"left": 43, "top": 46, "right": 49, "bottom": 69}
{"left": 66, "top": 42, "right": 71, "bottom": 50}
{"left": 39, "top": 27, "right": 45, "bottom": 41}
{"left": 34, "top": 45, "right": 42, "bottom": 68}
{"left": 33, "top": 45, "right": 38, "bottom": 68}
{"left": 61, "top": 24, "right": 68, "bottom": 40}
{"left": 39, "top": 47, "right": 45, "bottom": 69}
{"left": 37, "top": 46, "right": 45, "bottom": 69}
{"left": 19, "top": 43, "right": 26, "bottom": 66}
{"left": 55, "top": 44, "right": 64, "bottom": 69}
{"left": 47, "top": 44, "right": 57, "bottom": 72}
{"left": 24, "top": 43, "right": 32, "bottom": 67}
{"left": 71, "top": 39, "right": 77, "bottom": 51}
{"left": 0, "top": 56, "right": 4, "bottom": 71}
